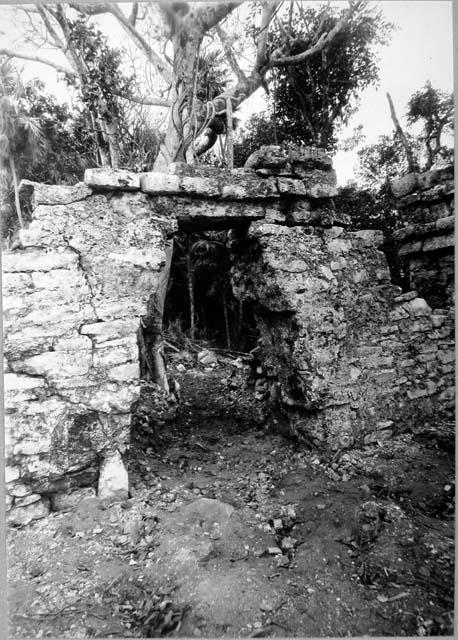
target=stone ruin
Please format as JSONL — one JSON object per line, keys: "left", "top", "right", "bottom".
{"left": 391, "top": 165, "right": 454, "bottom": 308}
{"left": 3, "top": 146, "right": 455, "bottom": 525}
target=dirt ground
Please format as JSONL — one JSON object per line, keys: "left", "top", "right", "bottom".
{"left": 7, "top": 353, "right": 455, "bottom": 638}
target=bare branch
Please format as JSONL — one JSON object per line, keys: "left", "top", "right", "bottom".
{"left": 269, "top": 0, "right": 364, "bottom": 67}
{"left": 255, "top": 1, "right": 278, "bottom": 71}
{"left": 36, "top": 5, "right": 65, "bottom": 50}
{"left": 129, "top": 3, "right": 139, "bottom": 26}
{"left": 121, "top": 92, "right": 171, "bottom": 108}
{"left": 216, "top": 24, "right": 247, "bottom": 84}
{"left": 68, "top": 3, "right": 111, "bottom": 16}
{"left": 0, "top": 48, "right": 77, "bottom": 76}
{"left": 106, "top": 4, "right": 173, "bottom": 84}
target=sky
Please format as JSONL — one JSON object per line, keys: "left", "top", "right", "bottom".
{"left": 0, "top": 1, "right": 454, "bottom": 185}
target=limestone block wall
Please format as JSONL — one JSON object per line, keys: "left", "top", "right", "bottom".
{"left": 230, "top": 153, "right": 454, "bottom": 450}
{"left": 4, "top": 182, "right": 176, "bottom": 525}
{"left": 391, "top": 165, "right": 454, "bottom": 308}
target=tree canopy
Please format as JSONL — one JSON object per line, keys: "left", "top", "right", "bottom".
{"left": 2, "top": 0, "right": 380, "bottom": 171}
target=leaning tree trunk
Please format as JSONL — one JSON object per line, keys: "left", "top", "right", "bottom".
{"left": 387, "top": 92, "right": 419, "bottom": 173}
{"left": 9, "top": 155, "right": 24, "bottom": 229}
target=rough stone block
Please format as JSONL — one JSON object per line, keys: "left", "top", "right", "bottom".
{"left": 93, "top": 338, "right": 138, "bottom": 368}
{"left": 393, "top": 291, "right": 418, "bottom": 303}
{"left": 277, "top": 178, "right": 308, "bottom": 196}
{"left": 14, "top": 493, "right": 42, "bottom": 507}
{"left": 19, "top": 351, "right": 92, "bottom": 379}
{"left": 61, "top": 383, "right": 139, "bottom": 413}
{"left": 20, "top": 180, "right": 92, "bottom": 206}
{"left": 4, "top": 373, "right": 46, "bottom": 393}
{"left": 181, "top": 176, "right": 220, "bottom": 197}
{"left": 328, "top": 239, "right": 352, "bottom": 254}
{"left": 398, "top": 241, "right": 423, "bottom": 256}
{"left": 2, "top": 249, "right": 78, "bottom": 273}
{"left": 140, "top": 172, "right": 181, "bottom": 194}
{"left": 403, "top": 297, "right": 431, "bottom": 317}
{"left": 436, "top": 215, "right": 455, "bottom": 232}
{"left": 437, "top": 350, "right": 455, "bottom": 364}
{"left": 85, "top": 168, "right": 140, "bottom": 191}
{"left": 5, "top": 466, "right": 21, "bottom": 483}
{"left": 390, "top": 173, "right": 418, "bottom": 198}
{"left": 81, "top": 318, "right": 140, "bottom": 343}
{"left": 422, "top": 234, "right": 454, "bottom": 252}
{"left": 7, "top": 497, "right": 50, "bottom": 526}
{"left": 307, "top": 181, "right": 338, "bottom": 198}
{"left": 350, "top": 229, "right": 384, "bottom": 248}
{"left": 98, "top": 451, "right": 129, "bottom": 500}
{"left": 245, "top": 145, "right": 288, "bottom": 171}
{"left": 221, "top": 176, "right": 278, "bottom": 200}
{"left": 31, "top": 268, "right": 83, "bottom": 290}
{"left": 51, "top": 487, "right": 97, "bottom": 512}
{"left": 108, "top": 362, "right": 140, "bottom": 381}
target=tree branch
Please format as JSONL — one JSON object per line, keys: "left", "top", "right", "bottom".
{"left": 255, "top": 1, "right": 278, "bottom": 71}
{"left": 192, "top": 2, "right": 244, "bottom": 34}
{"left": 121, "top": 92, "right": 171, "bottom": 107}
{"left": 129, "top": 2, "right": 139, "bottom": 26}
{"left": 70, "top": 2, "right": 173, "bottom": 84}
{"left": 107, "top": 4, "right": 173, "bottom": 84}
{"left": 0, "top": 48, "right": 77, "bottom": 77}
{"left": 216, "top": 24, "right": 247, "bottom": 84}
{"left": 269, "top": 0, "right": 364, "bottom": 67}
{"left": 36, "top": 5, "right": 65, "bottom": 50}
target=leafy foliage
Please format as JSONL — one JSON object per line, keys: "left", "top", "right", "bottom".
{"left": 196, "top": 51, "right": 229, "bottom": 103}
{"left": 356, "top": 133, "right": 422, "bottom": 190}
{"left": 268, "top": 4, "right": 393, "bottom": 150}
{"left": 64, "top": 13, "right": 132, "bottom": 123}
{"left": 406, "top": 81, "right": 454, "bottom": 168}
{"left": 18, "top": 80, "right": 95, "bottom": 184}
{"left": 233, "top": 4, "right": 393, "bottom": 165}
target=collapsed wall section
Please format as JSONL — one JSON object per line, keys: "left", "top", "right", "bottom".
{"left": 4, "top": 181, "right": 175, "bottom": 524}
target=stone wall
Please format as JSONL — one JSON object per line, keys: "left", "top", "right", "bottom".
{"left": 391, "top": 165, "right": 454, "bottom": 308}
{"left": 229, "top": 149, "right": 454, "bottom": 450}
{"left": 231, "top": 223, "right": 454, "bottom": 450}
{"left": 3, "top": 146, "right": 454, "bottom": 524}
{"left": 4, "top": 181, "right": 176, "bottom": 524}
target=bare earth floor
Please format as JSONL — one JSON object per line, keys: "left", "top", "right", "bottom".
{"left": 8, "top": 359, "right": 454, "bottom": 638}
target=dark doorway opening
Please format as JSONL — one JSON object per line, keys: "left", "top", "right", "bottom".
{"left": 163, "top": 230, "right": 258, "bottom": 353}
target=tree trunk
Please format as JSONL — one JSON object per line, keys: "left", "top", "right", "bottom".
{"left": 387, "top": 92, "right": 419, "bottom": 173}
{"left": 225, "top": 96, "right": 234, "bottom": 169}
{"left": 152, "top": 14, "right": 264, "bottom": 172}
{"left": 9, "top": 155, "right": 25, "bottom": 229}
{"left": 90, "top": 111, "right": 109, "bottom": 166}
{"left": 222, "top": 292, "right": 231, "bottom": 349}
{"left": 187, "top": 236, "right": 196, "bottom": 340}
{"left": 235, "top": 298, "right": 243, "bottom": 350}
